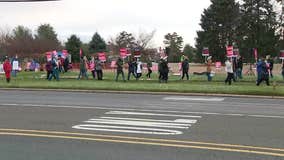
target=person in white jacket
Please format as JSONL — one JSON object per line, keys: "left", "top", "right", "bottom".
{"left": 225, "top": 58, "right": 234, "bottom": 85}
{"left": 136, "top": 60, "right": 143, "bottom": 80}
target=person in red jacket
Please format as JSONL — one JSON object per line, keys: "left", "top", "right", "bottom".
{"left": 3, "top": 57, "right": 12, "bottom": 83}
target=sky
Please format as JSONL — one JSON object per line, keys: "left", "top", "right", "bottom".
{"left": 0, "top": 0, "right": 211, "bottom": 47}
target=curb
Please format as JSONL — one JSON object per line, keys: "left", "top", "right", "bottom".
{"left": 1, "top": 88, "right": 284, "bottom": 99}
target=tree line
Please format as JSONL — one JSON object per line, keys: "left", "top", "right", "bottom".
{"left": 196, "top": 0, "right": 283, "bottom": 63}
{"left": 1, "top": 0, "right": 282, "bottom": 63}
{"left": 0, "top": 24, "right": 195, "bottom": 63}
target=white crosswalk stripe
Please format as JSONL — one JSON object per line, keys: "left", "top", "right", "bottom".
{"left": 72, "top": 111, "right": 201, "bottom": 135}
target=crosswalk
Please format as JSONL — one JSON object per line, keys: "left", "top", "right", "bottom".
{"left": 72, "top": 111, "right": 201, "bottom": 135}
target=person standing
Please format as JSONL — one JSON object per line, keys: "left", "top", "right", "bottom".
{"left": 127, "top": 57, "right": 136, "bottom": 80}
{"left": 206, "top": 56, "right": 212, "bottom": 81}
{"left": 181, "top": 57, "right": 189, "bottom": 80}
{"left": 77, "top": 56, "right": 88, "bottom": 80}
{"left": 45, "top": 60, "right": 52, "bottom": 80}
{"left": 48, "top": 57, "right": 59, "bottom": 81}
{"left": 145, "top": 60, "right": 152, "bottom": 80}
{"left": 159, "top": 58, "right": 169, "bottom": 83}
{"left": 136, "top": 60, "right": 143, "bottom": 80}
{"left": 95, "top": 56, "right": 103, "bottom": 80}
{"left": 225, "top": 58, "right": 234, "bottom": 85}
{"left": 11, "top": 55, "right": 19, "bottom": 77}
{"left": 3, "top": 56, "right": 12, "bottom": 83}
{"left": 90, "top": 56, "right": 96, "bottom": 79}
{"left": 267, "top": 56, "right": 274, "bottom": 78}
{"left": 256, "top": 58, "right": 269, "bottom": 86}
{"left": 115, "top": 57, "right": 126, "bottom": 82}
{"left": 236, "top": 56, "right": 243, "bottom": 79}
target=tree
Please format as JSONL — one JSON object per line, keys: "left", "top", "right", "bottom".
{"left": 0, "top": 27, "right": 12, "bottom": 57}
{"left": 115, "top": 31, "right": 136, "bottom": 49}
{"left": 108, "top": 30, "right": 156, "bottom": 61}
{"left": 195, "top": 0, "right": 240, "bottom": 62}
{"left": 183, "top": 44, "right": 197, "bottom": 63}
{"left": 89, "top": 32, "right": 107, "bottom": 54}
{"left": 237, "top": 0, "right": 279, "bottom": 61}
{"left": 163, "top": 32, "right": 184, "bottom": 62}
{"left": 35, "top": 24, "right": 61, "bottom": 52}
{"left": 8, "top": 25, "right": 35, "bottom": 55}
{"left": 65, "top": 35, "right": 82, "bottom": 62}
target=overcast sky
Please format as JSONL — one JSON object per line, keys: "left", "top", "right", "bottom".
{"left": 0, "top": 0, "right": 211, "bottom": 47}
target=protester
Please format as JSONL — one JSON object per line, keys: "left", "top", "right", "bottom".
{"left": 63, "top": 57, "right": 69, "bottom": 73}
{"left": 95, "top": 56, "right": 103, "bottom": 80}
{"left": 206, "top": 56, "right": 213, "bottom": 81}
{"left": 225, "top": 58, "right": 234, "bottom": 85}
{"left": 58, "top": 55, "right": 65, "bottom": 73}
{"left": 159, "top": 57, "right": 169, "bottom": 83}
{"left": 115, "top": 57, "right": 126, "bottom": 82}
{"left": 45, "top": 60, "right": 52, "bottom": 80}
{"left": 77, "top": 56, "right": 88, "bottom": 80}
{"left": 236, "top": 56, "right": 243, "bottom": 79}
{"left": 3, "top": 56, "right": 12, "bottom": 83}
{"left": 48, "top": 57, "right": 59, "bottom": 81}
{"left": 127, "top": 57, "right": 136, "bottom": 81}
{"left": 181, "top": 57, "right": 189, "bottom": 80}
{"left": 256, "top": 58, "right": 269, "bottom": 86}
{"left": 266, "top": 56, "right": 274, "bottom": 78}
{"left": 11, "top": 55, "right": 19, "bottom": 77}
{"left": 90, "top": 56, "right": 96, "bottom": 79}
{"left": 145, "top": 60, "right": 152, "bottom": 80}
{"left": 136, "top": 59, "right": 143, "bottom": 80}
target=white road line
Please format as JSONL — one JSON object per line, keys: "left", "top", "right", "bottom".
{"left": 163, "top": 96, "right": 225, "bottom": 102}
{"left": 100, "top": 117, "right": 197, "bottom": 124}
{"left": 248, "top": 115, "right": 284, "bottom": 119}
{"left": 84, "top": 120, "right": 190, "bottom": 129}
{"left": 72, "top": 124, "right": 183, "bottom": 135}
{"left": 106, "top": 111, "right": 202, "bottom": 118}
{"left": 1, "top": 103, "right": 284, "bottom": 119}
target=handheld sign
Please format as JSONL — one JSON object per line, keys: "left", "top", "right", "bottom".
{"left": 120, "top": 48, "right": 127, "bottom": 58}
{"left": 280, "top": 50, "right": 284, "bottom": 60}
{"left": 134, "top": 48, "right": 141, "bottom": 58}
{"left": 98, "top": 52, "right": 107, "bottom": 62}
{"left": 12, "top": 61, "right": 19, "bottom": 70}
{"left": 226, "top": 46, "right": 233, "bottom": 57}
{"left": 202, "top": 47, "right": 209, "bottom": 56}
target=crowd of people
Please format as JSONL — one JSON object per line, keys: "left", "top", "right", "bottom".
{"left": 1, "top": 55, "right": 284, "bottom": 86}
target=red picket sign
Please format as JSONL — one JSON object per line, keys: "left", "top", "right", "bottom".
{"left": 226, "top": 46, "right": 233, "bottom": 57}
{"left": 98, "top": 52, "right": 106, "bottom": 62}
{"left": 120, "top": 48, "right": 127, "bottom": 58}
{"left": 280, "top": 50, "right": 284, "bottom": 59}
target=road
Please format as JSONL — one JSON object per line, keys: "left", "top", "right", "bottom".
{"left": 0, "top": 90, "right": 283, "bottom": 160}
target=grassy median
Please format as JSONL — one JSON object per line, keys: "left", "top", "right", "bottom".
{"left": 0, "top": 71, "right": 284, "bottom": 96}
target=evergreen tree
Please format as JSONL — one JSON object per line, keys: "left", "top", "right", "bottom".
{"left": 35, "top": 24, "right": 61, "bottom": 52}
{"left": 65, "top": 35, "right": 82, "bottom": 62}
{"left": 237, "top": 0, "right": 279, "bottom": 61}
{"left": 195, "top": 0, "right": 240, "bottom": 62}
{"left": 89, "top": 32, "right": 107, "bottom": 54}
{"left": 163, "top": 32, "right": 184, "bottom": 62}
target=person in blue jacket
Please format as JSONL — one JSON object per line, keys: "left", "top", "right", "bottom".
{"left": 256, "top": 58, "right": 269, "bottom": 86}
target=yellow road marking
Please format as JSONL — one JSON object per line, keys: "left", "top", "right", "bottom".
{"left": 0, "top": 128, "right": 283, "bottom": 152}
{"left": 0, "top": 132, "right": 284, "bottom": 157}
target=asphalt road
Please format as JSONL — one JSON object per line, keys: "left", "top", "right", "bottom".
{"left": 0, "top": 90, "right": 283, "bottom": 160}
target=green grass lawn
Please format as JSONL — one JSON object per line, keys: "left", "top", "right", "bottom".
{"left": 1, "top": 70, "right": 284, "bottom": 96}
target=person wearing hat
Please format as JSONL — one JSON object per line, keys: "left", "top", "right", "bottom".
{"left": 3, "top": 56, "right": 12, "bottom": 83}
